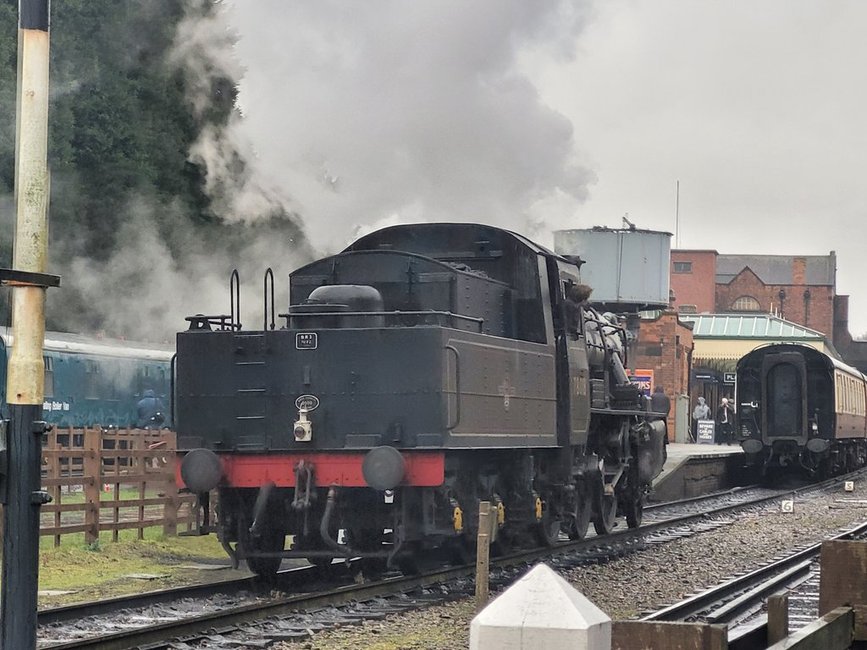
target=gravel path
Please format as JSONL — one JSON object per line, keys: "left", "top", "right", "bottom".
{"left": 274, "top": 483, "right": 867, "bottom": 650}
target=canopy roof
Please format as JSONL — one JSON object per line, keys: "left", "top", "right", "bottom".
{"left": 679, "top": 313, "right": 825, "bottom": 340}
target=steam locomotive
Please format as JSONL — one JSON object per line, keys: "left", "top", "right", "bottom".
{"left": 737, "top": 343, "right": 867, "bottom": 477}
{"left": 175, "top": 223, "right": 667, "bottom": 575}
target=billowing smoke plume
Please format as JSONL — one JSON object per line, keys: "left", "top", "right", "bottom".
{"left": 171, "top": 3, "right": 304, "bottom": 225}
{"left": 23, "top": 0, "right": 595, "bottom": 342}
{"left": 38, "top": 1, "right": 313, "bottom": 341}
{"left": 221, "top": 0, "right": 595, "bottom": 250}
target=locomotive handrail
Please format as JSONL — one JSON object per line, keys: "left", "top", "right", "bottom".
{"left": 445, "top": 344, "right": 461, "bottom": 430}
{"left": 184, "top": 314, "right": 242, "bottom": 331}
{"left": 263, "top": 268, "right": 275, "bottom": 331}
{"left": 170, "top": 353, "right": 177, "bottom": 430}
{"left": 230, "top": 269, "right": 241, "bottom": 330}
{"left": 278, "top": 309, "right": 484, "bottom": 332}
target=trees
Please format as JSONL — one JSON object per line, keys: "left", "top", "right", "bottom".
{"left": 0, "top": 0, "right": 306, "bottom": 338}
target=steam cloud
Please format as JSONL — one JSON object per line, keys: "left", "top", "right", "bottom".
{"left": 44, "top": 0, "right": 597, "bottom": 342}
{"left": 222, "top": 0, "right": 595, "bottom": 250}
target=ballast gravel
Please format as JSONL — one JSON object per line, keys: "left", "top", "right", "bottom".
{"left": 273, "top": 482, "right": 867, "bottom": 650}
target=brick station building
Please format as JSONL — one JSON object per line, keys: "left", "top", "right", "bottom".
{"left": 670, "top": 250, "right": 837, "bottom": 336}
{"left": 630, "top": 311, "right": 694, "bottom": 442}
{"left": 668, "top": 249, "right": 867, "bottom": 375}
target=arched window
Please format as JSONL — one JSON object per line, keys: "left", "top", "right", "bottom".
{"left": 731, "top": 295, "right": 761, "bottom": 312}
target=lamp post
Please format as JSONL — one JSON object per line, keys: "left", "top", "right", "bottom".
{"left": 0, "top": 2, "right": 58, "bottom": 648}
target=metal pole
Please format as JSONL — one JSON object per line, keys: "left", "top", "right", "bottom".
{"left": 675, "top": 180, "right": 680, "bottom": 248}
{"left": 1, "top": 2, "right": 51, "bottom": 648}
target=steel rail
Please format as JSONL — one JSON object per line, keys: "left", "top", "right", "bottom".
{"left": 38, "top": 563, "right": 325, "bottom": 626}
{"left": 36, "top": 483, "right": 767, "bottom": 627}
{"left": 644, "top": 484, "right": 761, "bottom": 511}
{"left": 642, "top": 521, "right": 867, "bottom": 624}
{"left": 42, "top": 475, "right": 855, "bottom": 650}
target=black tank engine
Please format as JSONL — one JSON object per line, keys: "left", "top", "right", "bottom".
{"left": 176, "top": 223, "right": 667, "bottom": 575}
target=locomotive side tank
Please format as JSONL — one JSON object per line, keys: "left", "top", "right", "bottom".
{"left": 176, "top": 223, "right": 668, "bottom": 575}
{"left": 737, "top": 343, "right": 867, "bottom": 477}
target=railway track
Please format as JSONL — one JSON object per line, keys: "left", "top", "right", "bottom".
{"left": 39, "top": 476, "right": 857, "bottom": 649}
{"left": 642, "top": 521, "right": 867, "bottom": 625}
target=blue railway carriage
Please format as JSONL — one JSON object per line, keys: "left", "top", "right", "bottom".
{"left": 737, "top": 343, "right": 867, "bottom": 477}
{"left": 0, "top": 331, "right": 174, "bottom": 429}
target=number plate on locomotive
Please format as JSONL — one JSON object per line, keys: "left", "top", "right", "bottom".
{"left": 296, "top": 332, "right": 318, "bottom": 350}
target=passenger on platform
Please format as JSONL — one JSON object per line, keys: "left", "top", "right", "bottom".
{"left": 692, "top": 396, "right": 710, "bottom": 442}
{"left": 716, "top": 397, "right": 735, "bottom": 445}
{"left": 650, "top": 385, "right": 670, "bottom": 422}
{"left": 136, "top": 389, "right": 166, "bottom": 429}
{"left": 563, "top": 283, "right": 593, "bottom": 338}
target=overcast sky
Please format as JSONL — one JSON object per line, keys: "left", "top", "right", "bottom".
{"left": 225, "top": 1, "right": 867, "bottom": 334}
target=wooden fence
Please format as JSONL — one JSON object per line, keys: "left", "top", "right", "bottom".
{"left": 1, "top": 427, "right": 199, "bottom": 546}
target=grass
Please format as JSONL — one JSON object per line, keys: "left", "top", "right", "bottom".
{"left": 33, "top": 527, "right": 235, "bottom": 607}
{"left": 48, "top": 485, "right": 179, "bottom": 504}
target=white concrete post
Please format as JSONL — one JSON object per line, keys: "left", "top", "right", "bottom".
{"left": 470, "top": 563, "right": 612, "bottom": 650}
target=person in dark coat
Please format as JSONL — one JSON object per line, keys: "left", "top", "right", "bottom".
{"left": 563, "top": 283, "right": 593, "bottom": 338}
{"left": 650, "top": 385, "right": 671, "bottom": 422}
{"left": 716, "top": 397, "right": 735, "bottom": 445}
{"left": 136, "top": 389, "right": 165, "bottom": 429}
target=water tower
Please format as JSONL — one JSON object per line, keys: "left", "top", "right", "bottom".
{"left": 554, "top": 224, "right": 672, "bottom": 313}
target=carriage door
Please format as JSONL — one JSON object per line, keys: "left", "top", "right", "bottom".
{"left": 761, "top": 352, "right": 807, "bottom": 443}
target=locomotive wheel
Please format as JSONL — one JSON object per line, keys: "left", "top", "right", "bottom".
{"left": 349, "top": 528, "right": 387, "bottom": 580}
{"left": 567, "top": 494, "right": 592, "bottom": 541}
{"left": 244, "top": 527, "right": 285, "bottom": 576}
{"left": 395, "top": 541, "right": 422, "bottom": 575}
{"left": 535, "top": 511, "right": 561, "bottom": 547}
{"left": 593, "top": 494, "right": 617, "bottom": 535}
{"left": 446, "top": 535, "right": 476, "bottom": 566}
{"left": 292, "top": 534, "right": 336, "bottom": 570}
{"left": 624, "top": 493, "right": 644, "bottom": 529}
{"left": 533, "top": 494, "right": 561, "bottom": 547}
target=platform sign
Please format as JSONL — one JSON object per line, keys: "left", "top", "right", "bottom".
{"left": 696, "top": 419, "right": 716, "bottom": 444}
{"left": 723, "top": 372, "right": 736, "bottom": 384}
{"left": 628, "top": 369, "right": 654, "bottom": 397}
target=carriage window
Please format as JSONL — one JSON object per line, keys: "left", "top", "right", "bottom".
{"left": 85, "top": 361, "right": 100, "bottom": 399}
{"left": 850, "top": 378, "right": 854, "bottom": 413}
{"left": 844, "top": 377, "right": 849, "bottom": 413}
{"left": 849, "top": 378, "right": 854, "bottom": 413}
{"left": 845, "top": 378, "right": 850, "bottom": 413}
{"left": 43, "top": 356, "right": 54, "bottom": 397}
{"left": 846, "top": 377, "right": 852, "bottom": 413}
{"left": 767, "top": 362, "right": 801, "bottom": 436}
{"left": 836, "top": 375, "right": 842, "bottom": 411}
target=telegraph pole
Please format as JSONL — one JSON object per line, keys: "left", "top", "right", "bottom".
{"left": 0, "top": 2, "right": 58, "bottom": 648}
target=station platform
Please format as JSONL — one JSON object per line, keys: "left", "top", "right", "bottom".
{"left": 650, "top": 442, "right": 747, "bottom": 502}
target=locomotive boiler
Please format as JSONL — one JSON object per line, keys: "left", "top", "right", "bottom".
{"left": 175, "top": 223, "right": 667, "bottom": 575}
{"left": 737, "top": 343, "right": 867, "bottom": 478}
